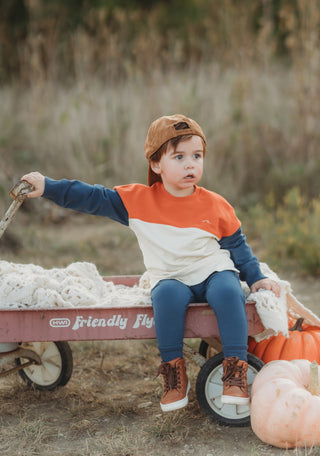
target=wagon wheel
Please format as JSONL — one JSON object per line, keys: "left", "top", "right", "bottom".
{"left": 196, "top": 352, "right": 264, "bottom": 427}
{"left": 15, "top": 341, "right": 73, "bottom": 391}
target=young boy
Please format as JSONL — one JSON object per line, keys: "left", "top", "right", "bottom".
{"left": 22, "top": 114, "right": 280, "bottom": 412}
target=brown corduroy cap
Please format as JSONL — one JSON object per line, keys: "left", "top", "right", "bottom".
{"left": 144, "top": 114, "right": 206, "bottom": 186}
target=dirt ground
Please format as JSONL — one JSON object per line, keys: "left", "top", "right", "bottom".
{"left": 1, "top": 213, "right": 320, "bottom": 456}
{"left": 3, "top": 337, "right": 320, "bottom": 456}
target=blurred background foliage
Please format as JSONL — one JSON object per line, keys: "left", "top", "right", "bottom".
{"left": 0, "top": 0, "right": 313, "bottom": 83}
{"left": 0, "top": 0, "right": 320, "bottom": 274}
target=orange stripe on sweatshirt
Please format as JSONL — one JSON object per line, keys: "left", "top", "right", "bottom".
{"left": 115, "top": 182, "right": 240, "bottom": 240}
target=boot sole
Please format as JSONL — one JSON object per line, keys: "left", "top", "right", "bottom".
{"left": 160, "top": 381, "right": 190, "bottom": 412}
{"left": 221, "top": 395, "right": 249, "bottom": 405}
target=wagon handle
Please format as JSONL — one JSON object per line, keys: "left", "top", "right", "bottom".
{"left": 0, "top": 180, "right": 35, "bottom": 239}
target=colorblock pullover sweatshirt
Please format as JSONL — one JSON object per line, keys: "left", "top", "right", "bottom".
{"left": 43, "top": 178, "right": 265, "bottom": 288}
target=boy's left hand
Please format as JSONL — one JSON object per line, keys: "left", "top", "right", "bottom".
{"left": 250, "top": 278, "right": 281, "bottom": 298}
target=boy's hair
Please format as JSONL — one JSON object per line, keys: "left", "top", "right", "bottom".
{"left": 144, "top": 114, "right": 206, "bottom": 186}
{"left": 149, "top": 132, "right": 195, "bottom": 163}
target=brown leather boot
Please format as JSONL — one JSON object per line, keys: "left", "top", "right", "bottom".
{"left": 221, "top": 356, "right": 249, "bottom": 405}
{"left": 156, "top": 357, "right": 190, "bottom": 412}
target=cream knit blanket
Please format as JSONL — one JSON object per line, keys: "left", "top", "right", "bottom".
{"left": 246, "top": 263, "right": 320, "bottom": 341}
{"left": 0, "top": 260, "right": 319, "bottom": 341}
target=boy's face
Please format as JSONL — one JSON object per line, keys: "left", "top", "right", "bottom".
{"left": 150, "top": 135, "right": 204, "bottom": 197}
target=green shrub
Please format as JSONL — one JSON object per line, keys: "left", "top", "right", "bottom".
{"left": 243, "top": 188, "right": 320, "bottom": 275}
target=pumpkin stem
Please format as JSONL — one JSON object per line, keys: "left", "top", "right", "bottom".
{"left": 308, "top": 361, "right": 319, "bottom": 395}
{"left": 290, "top": 317, "right": 304, "bottom": 332}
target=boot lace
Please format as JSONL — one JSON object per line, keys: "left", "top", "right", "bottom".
{"left": 221, "top": 357, "right": 247, "bottom": 390}
{"left": 156, "top": 362, "right": 181, "bottom": 393}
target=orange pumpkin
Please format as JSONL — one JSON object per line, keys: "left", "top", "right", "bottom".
{"left": 248, "top": 318, "right": 320, "bottom": 364}
{"left": 250, "top": 359, "right": 320, "bottom": 448}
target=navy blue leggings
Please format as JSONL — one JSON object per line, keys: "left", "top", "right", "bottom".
{"left": 151, "top": 270, "right": 248, "bottom": 362}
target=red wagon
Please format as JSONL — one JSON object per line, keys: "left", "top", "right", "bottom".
{"left": 0, "top": 274, "right": 265, "bottom": 427}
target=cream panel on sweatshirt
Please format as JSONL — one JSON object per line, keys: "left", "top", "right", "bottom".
{"left": 129, "top": 219, "right": 238, "bottom": 288}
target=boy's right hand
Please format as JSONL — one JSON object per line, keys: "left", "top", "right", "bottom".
{"left": 21, "top": 172, "right": 45, "bottom": 198}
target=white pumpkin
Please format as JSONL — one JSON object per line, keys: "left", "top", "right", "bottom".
{"left": 250, "top": 359, "right": 320, "bottom": 448}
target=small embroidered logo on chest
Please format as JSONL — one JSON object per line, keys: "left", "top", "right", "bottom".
{"left": 201, "top": 220, "right": 211, "bottom": 224}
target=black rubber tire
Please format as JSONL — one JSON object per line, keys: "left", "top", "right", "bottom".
{"left": 196, "top": 352, "right": 264, "bottom": 427}
{"left": 15, "top": 341, "right": 73, "bottom": 391}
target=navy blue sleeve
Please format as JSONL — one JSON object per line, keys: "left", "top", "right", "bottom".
{"left": 219, "top": 227, "right": 266, "bottom": 287}
{"left": 43, "top": 177, "right": 129, "bottom": 225}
